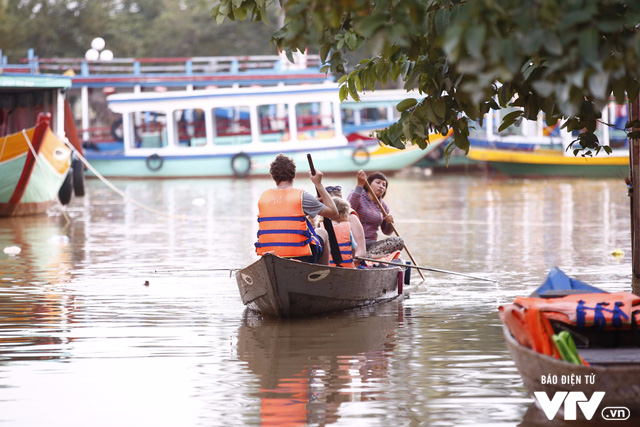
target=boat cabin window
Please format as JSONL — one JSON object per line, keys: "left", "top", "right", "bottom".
{"left": 342, "top": 105, "right": 397, "bottom": 127}
{"left": 173, "top": 109, "right": 206, "bottom": 147}
{"left": 211, "top": 106, "right": 251, "bottom": 145}
{"left": 133, "top": 111, "right": 168, "bottom": 148}
{"left": 258, "top": 103, "right": 290, "bottom": 143}
{"left": 606, "top": 102, "right": 628, "bottom": 147}
{"left": 295, "top": 102, "right": 336, "bottom": 140}
{"left": 0, "top": 90, "right": 56, "bottom": 136}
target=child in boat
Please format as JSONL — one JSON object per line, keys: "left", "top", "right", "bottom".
{"left": 325, "top": 197, "right": 367, "bottom": 268}
{"left": 325, "top": 187, "right": 367, "bottom": 265}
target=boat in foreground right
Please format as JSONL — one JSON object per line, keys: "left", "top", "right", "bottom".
{"left": 499, "top": 267, "right": 640, "bottom": 420}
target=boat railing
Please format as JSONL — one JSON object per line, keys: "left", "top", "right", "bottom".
{"left": 20, "top": 54, "right": 323, "bottom": 76}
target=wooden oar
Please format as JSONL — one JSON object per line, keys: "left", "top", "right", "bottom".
{"left": 363, "top": 179, "right": 426, "bottom": 281}
{"left": 307, "top": 154, "right": 343, "bottom": 266}
{"left": 356, "top": 257, "right": 498, "bottom": 283}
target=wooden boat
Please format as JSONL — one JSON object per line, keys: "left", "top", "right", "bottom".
{"left": 500, "top": 268, "right": 640, "bottom": 416}
{"left": 236, "top": 253, "right": 404, "bottom": 318}
{"left": 0, "top": 116, "right": 72, "bottom": 217}
{"left": 468, "top": 147, "right": 628, "bottom": 178}
{"left": 83, "top": 84, "right": 450, "bottom": 178}
{"left": 0, "top": 69, "right": 86, "bottom": 217}
{"left": 464, "top": 104, "right": 629, "bottom": 178}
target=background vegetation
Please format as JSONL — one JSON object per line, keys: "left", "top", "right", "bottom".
{"left": 0, "top": 0, "right": 279, "bottom": 61}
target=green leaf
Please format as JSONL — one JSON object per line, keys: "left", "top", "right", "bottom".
{"left": 320, "top": 43, "right": 331, "bottom": 64}
{"left": 544, "top": 32, "right": 563, "bottom": 56}
{"left": 345, "top": 32, "right": 358, "bottom": 51}
{"left": 339, "top": 84, "right": 349, "bottom": 102}
{"left": 435, "top": 9, "right": 450, "bottom": 37}
{"left": 465, "top": 24, "right": 486, "bottom": 59}
{"left": 432, "top": 97, "right": 446, "bottom": 120}
{"left": 588, "top": 71, "right": 609, "bottom": 100}
{"left": 233, "top": 5, "right": 247, "bottom": 21}
{"left": 498, "top": 110, "right": 524, "bottom": 132}
{"left": 422, "top": 100, "right": 440, "bottom": 125}
{"left": 397, "top": 98, "right": 418, "bottom": 112}
{"left": 357, "top": 14, "right": 387, "bottom": 38}
{"left": 578, "top": 28, "right": 599, "bottom": 66}
{"left": 628, "top": 131, "right": 640, "bottom": 139}
{"left": 354, "top": 73, "right": 363, "bottom": 92}
{"left": 347, "top": 78, "right": 360, "bottom": 102}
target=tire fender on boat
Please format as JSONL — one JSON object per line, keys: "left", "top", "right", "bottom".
{"left": 72, "top": 158, "right": 85, "bottom": 197}
{"left": 58, "top": 171, "right": 73, "bottom": 205}
{"left": 231, "top": 152, "right": 252, "bottom": 177}
{"left": 352, "top": 146, "right": 370, "bottom": 166}
{"left": 111, "top": 118, "right": 124, "bottom": 142}
{"left": 146, "top": 154, "right": 164, "bottom": 171}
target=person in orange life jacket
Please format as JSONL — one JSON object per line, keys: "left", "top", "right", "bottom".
{"left": 347, "top": 170, "right": 404, "bottom": 256}
{"left": 325, "top": 186, "right": 367, "bottom": 266}
{"left": 255, "top": 153, "right": 339, "bottom": 265}
{"left": 324, "top": 197, "right": 364, "bottom": 268}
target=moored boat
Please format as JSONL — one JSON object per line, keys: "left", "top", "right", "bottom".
{"left": 499, "top": 268, "right": 640, "bottom": 419}
{"left": 236, "top": 253, "right": 404, "bottom": 318}
{"left": 468, "top": 147, "right": 628, "bottom": 178}
{"left": 83, "top": 84, "right": 449, "bottom": 178}
{"left": 0, "top": 70, "right": 78, "bottom": 217}
{"left": 464, "top": 104, "right": 629, "bottom": 178}
{"left": 0, "top": 116, "right": 72, "bottom": 217}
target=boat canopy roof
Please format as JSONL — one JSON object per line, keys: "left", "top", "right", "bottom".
{"left": 341, "top": 89, "right": 424, "bottom": 108}
{"left": 107, "top": 83, "right": 341, "bottom": 113}
{"left": 0, "top": 73, "right": 72, "bottom": 90}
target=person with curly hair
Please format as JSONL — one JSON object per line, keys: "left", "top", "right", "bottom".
{"left": 255, "top": 153, "right": 339, "bottom": 265}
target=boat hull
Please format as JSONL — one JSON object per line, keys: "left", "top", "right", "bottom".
{"left": 236, "top": 254, "right": 402, "bottom": 318}
{"left": 0, "top": 124, "right": 71, "bottom": 217}
{"left": 468, "top": 148, "right": 629, "bottom": 178}
{"left": 503, "top": 325, "right": 640, "bottom": 411}
{"left": 84, "top": 138, "right": 446, "bottom": 179}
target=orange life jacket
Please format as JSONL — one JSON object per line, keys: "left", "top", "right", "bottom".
{"left": 514, "top": 292, "right": 640, "bottom": 330}
{"left": 500, "top": 292, "right": 640, "bottom": 358}
{"left": 255, "top": 188, "right": 319, "bottom": 257}
{"left": 329, "top": 221, "right": 354, "bottom": 268}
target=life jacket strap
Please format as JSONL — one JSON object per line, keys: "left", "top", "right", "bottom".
{"left": 258, "top": 216, "right": 306, "bottom": 223}
{"left": 257, "top": 229, "right": 312, "bottom": 237}
{"left": 330, "top": 260, "right": 354, "bottom": 266}
{"left": 255, "top": 238, "right": 313, "bottom": 249}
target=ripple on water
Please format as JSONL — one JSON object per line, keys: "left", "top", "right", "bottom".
{"left": 0, "top": 177, "right": 634, "bottom": 426}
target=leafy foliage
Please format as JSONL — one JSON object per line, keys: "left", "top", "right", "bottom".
{"left": 212, "top": 0, "right": 640, "bottom": 157}
{"left": 0, "top": 0, "right": 276, "bottom": 60}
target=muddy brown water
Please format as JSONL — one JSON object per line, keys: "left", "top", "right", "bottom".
{"left": 0, "top": 175, "right": 631, "bottom": 426}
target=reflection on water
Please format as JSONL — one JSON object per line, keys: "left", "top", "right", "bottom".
{"left": 0, "top": 175, "right": 632, "bottom": 426}
{"left": 238, "top": 302, "right": 402, "bottom": 426}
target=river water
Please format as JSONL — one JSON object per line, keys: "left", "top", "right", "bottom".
{"left": 0, "top": 173, "right": 632, "bottom": 426}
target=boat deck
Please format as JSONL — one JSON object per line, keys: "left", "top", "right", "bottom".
{"left": 581, "top": 347, "right": 640, "bottom": 366}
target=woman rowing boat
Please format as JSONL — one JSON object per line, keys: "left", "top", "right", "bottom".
{"left": 347, "top": 170, "right": 404, "bottom": 257}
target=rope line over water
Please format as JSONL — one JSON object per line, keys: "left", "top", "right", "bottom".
{"left": 62, "top": 139, "right": 207, "bottom": 221}
{"left": 22, "top": 129, "right": 71, "bottom": 224}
